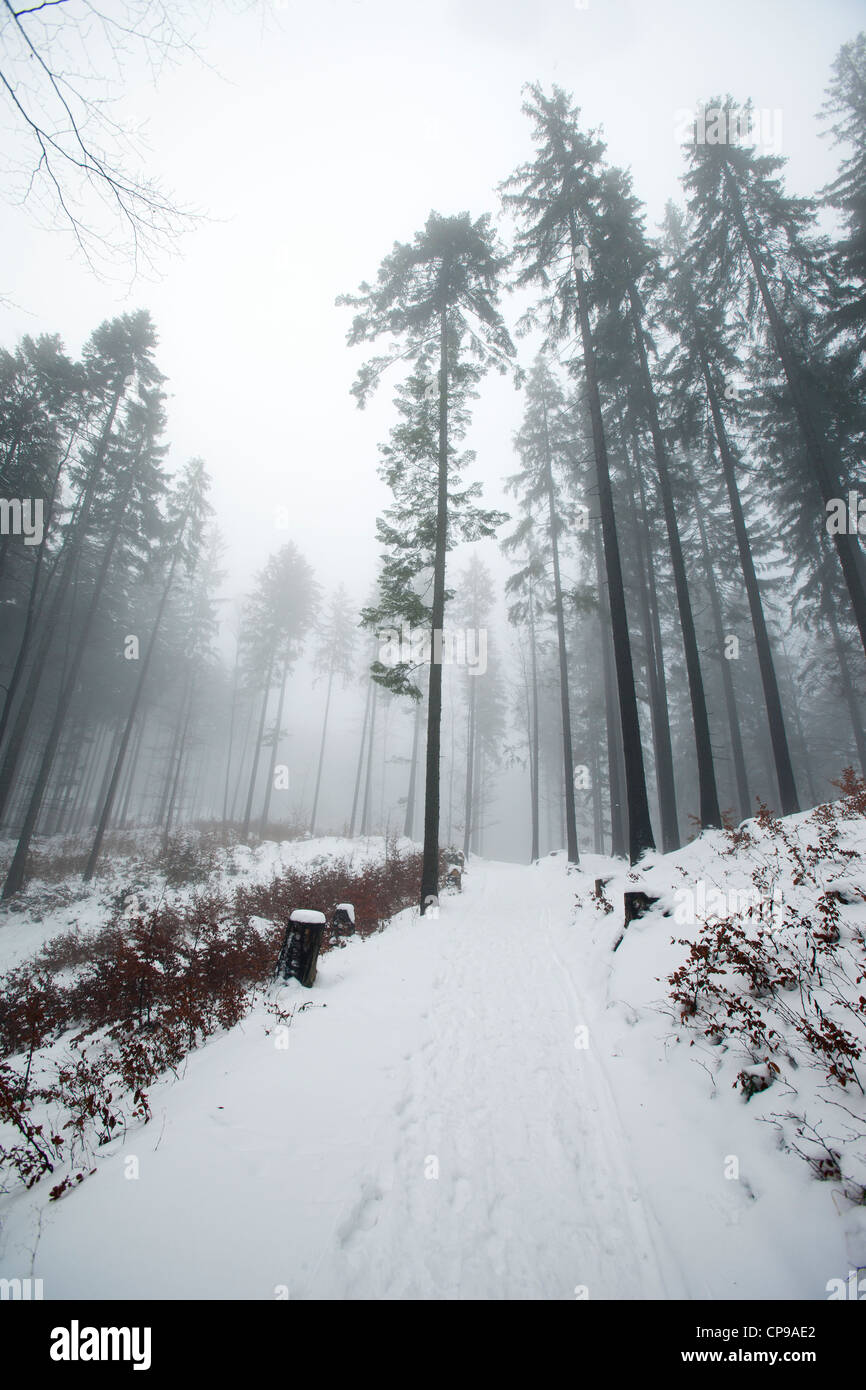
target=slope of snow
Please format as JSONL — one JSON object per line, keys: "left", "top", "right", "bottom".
{"left": 0, "top": 833, "right": 401, "bottom": 973}
{"left": 2, "top": 830, "right": 863, "bottom": 1300}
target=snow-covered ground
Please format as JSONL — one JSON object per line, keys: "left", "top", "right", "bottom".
{"left": 2, "top": 814, "right": 864, "bottom": 1300}
{"left": 0, "top": 832, "right": 400, "bottom": 973}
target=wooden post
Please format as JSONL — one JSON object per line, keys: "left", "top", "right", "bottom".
{"left": 275, "top": 909, "right": 327, "bottom": 987}
{"left": 612, "top": 890, "right": 660, "bottom": 952}
{"left": 331, "top": 903, "right": 355, "bottom": 936}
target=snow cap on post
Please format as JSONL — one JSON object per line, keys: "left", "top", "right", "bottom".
{"left": 277, "top": 910, "right": 328, "bottom": 987}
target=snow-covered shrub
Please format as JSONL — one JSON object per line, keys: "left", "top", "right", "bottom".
{"left": 667, "top": 773, "right": 866, "bottom": 1206}
{"left": 0, "top": 842, "right": 426, "bottom": 1200}
{"left": 156, "top": 831, "right": 222, "bottom": 887}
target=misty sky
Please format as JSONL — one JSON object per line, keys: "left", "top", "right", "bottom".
{"left": 2, "top": 0, "right": 860, "bottom": 609}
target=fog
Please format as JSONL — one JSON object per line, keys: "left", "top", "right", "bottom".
{"left": 0, "top": 0, "right": 863, "bottom": 868}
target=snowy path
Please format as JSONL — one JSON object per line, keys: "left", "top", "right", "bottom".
{"left": 308, "top": 858, "right": 682, "bottom": 1300}
{"left": 1, "top": 856, "right": 695, "bottom": 1301}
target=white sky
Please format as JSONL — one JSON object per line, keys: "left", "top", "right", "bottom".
{"left": 1, "top": 0, "right": 860, "bottom": 613}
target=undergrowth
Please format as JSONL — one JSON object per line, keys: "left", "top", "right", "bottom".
{"left": 667, "top": 770, "right": 866, "bottom": 1207}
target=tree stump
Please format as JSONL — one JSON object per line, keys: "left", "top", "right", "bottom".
{"left": 331, "top": 903, "right": 355, "bottom": 935}
{"left": 275, "top": 909, "right": 327, "bottom": 987}
{"left": 623, "top": 890, "right": 659, "bottom": 926}
{"left": 612, "top": 891, "right": 660, "bottom": 952}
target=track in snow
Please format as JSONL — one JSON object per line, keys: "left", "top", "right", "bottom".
{"left": 302, "top": 858, "right": 683, "bottom": 1300}
{"left": 1, "top": 857, "right": 687, "bottom": 1301}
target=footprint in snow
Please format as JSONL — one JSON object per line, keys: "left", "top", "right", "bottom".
{"left": 337, "top": 1184, "right": 385, "bottom": 1246}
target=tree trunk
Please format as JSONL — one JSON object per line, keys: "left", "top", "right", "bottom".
{"left": 69, "top": 722, "right": 107, "bottom": 834}
{"left": 620, "top": 431, "right": 680, "bottom": 850}
{"left": 404, "top": 695, "right": 422, "bottom": 840}
{"left": 447, "top": 684, "right": 455, "bottom": 846}
{"left": 2, "top": 468, "right": 133, "bottom": 899}
{"left": 528, "top": 577, "right": 541, "bottom": 862}
{"left": 569, "top": 214, "right": 655, "bottom": 861}
{"left": 85, "top": 529, "right": 187, "bottom": 879}
{"left": 462, "top": 671, "right": 476, "bottom": 859}
{"left": 222, "top": 638, "right": 241, "bottom": 824}
{"left": 587, "top": 662, "right": 604, "bottom": 853}
{"left": 361, "top": 678, "right": 378, "bottom": 836}
{"left": 627, "top": 284, "right": 721, "bottom": 830}
{"left": 690, "top": 478, "right": 752, "bottom": 823}
{"left": 540, "top": 389, "right": 579, "bottom": 864}
{"left": 117, "top": 713, "right": 147, "bottom": 827}
{"left": 420, "top": 303, "right": 450, "bottom": 909}
{"left": 349, "top": 676, "right": 373, "bottom": 837}
{"left": 157, "top": 679, "right": 188, "bottom": 827}
{"left": 310, "top": 666, "right": 335, "bottom": 837}
{"left": 593, "top": 520, "right": 627, "bottom": 857}
{"left": 0, "top": 385, "right": 126, "bottom": 820}
{"left": 0, "top": 432, "right": 76, "bottom": 749}
{"left": 699, "top": 349, "right": 798, "bottom": 813}
{"left": 777, "top": 643, "right": 819, "bottom": 808}
{"left": 229, "top": 693, "right": 255, "bottom": 825}
{"left": 259, "top": 655, "right": 289, "bottom": 835}
{"left": 242, "top": 648, "right": 276, "bottom": 841}
{"left": 163, "top": 680, "right": 195, "bottom": 847}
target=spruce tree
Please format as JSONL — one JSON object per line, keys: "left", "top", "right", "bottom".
{"left": 682, "top": 97, "right": 866, "bottom": 654}
{"left": 339, "top": 213, "right": 514, "bottom": 911}
{"left": 501, "top": 85, "right": 655, "bottom": 862}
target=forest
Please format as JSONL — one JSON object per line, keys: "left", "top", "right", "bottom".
{"left": 1, "top": 42, "right": 865, "bottom": 910}
{"left": 1, "top": 3, "right": 866, "bottom": 1319}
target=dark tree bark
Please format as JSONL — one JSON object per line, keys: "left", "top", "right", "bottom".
{"left": 403, "top": 696, "right": 422, "bottom": 841}
{"left": 420, "top": 305, "right": 449, "bottom": 909}
{"left": 0, "top": 385, "right": 125, "bottom": 821}
{"left": 540, "top": 386, "right": 579, "bottom": 864}
{"left": 569, "top": 214, "right": 655, "bottom": 861}
{"left": 0, "top": 433, "right": 74, "bottom": 748}
{"left": 85, "top": 520, "right": 189, "bottom": 879}
{"left": 2, "top": 463, "right": 134, "bottom": 898}
{"left": 620, "top": 432, "right": 679, "bottom": 850}
{"left": 593, "top": 519, "right": 627, "bottom": 857}
{"left": 700, "top": 352, "right": 799, "bottom": 815}
{"left": 690, "top": 480, "right": 752, "bottom": 823}
{"left": 626, "top": 284, "right": 721, "bottom": 830}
